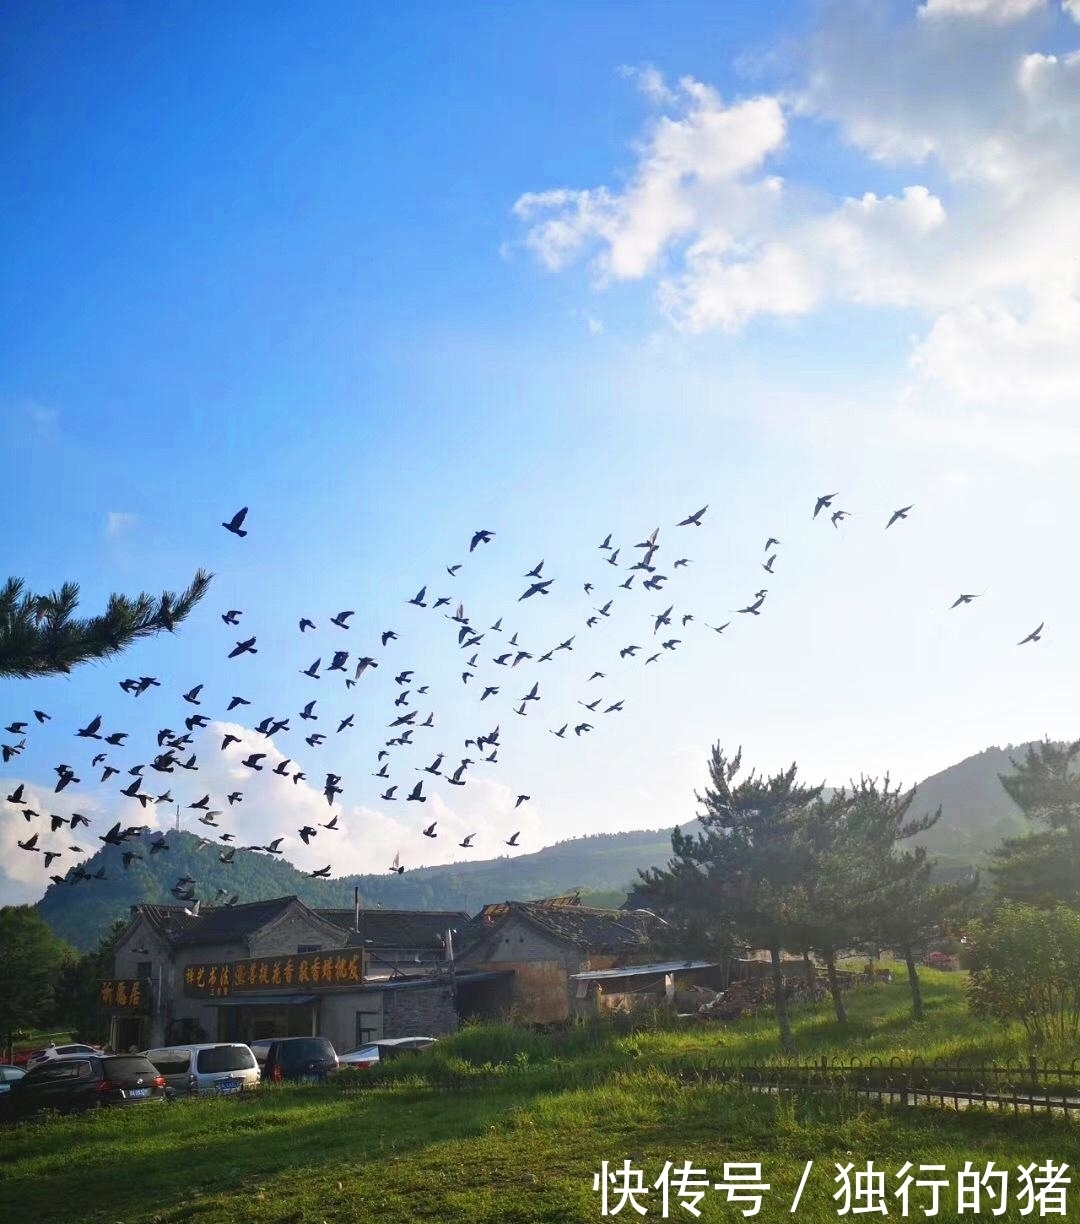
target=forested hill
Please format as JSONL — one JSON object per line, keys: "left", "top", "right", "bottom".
{"left": 35, "top": 825, "right": 678, "bottom": 951}
{"left": 893, "top": 743, "right": 1032, "bottom": 865}
{"left": 34, "top": 740, "right": 1042, "bottom": 951}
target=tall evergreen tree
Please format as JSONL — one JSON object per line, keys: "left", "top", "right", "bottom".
{"left": 990, "top": 739, "right": 1080, "bottom": 908}
{"left": 844, "top": 775, "right": 973, "bottom": 1020}
{"left": 0, "top": 906, "right": 74, "bottom": 1060}
{"left": 0, "top": 569, "right": 212, "bottom": 679}
{"left": 638, "top": 745, "right": 823, "bottom": 1053}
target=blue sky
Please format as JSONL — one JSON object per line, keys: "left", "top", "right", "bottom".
{"left": 4, "top": 0, "right": 1080, "bottom": 904}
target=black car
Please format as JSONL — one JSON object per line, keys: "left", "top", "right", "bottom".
{"left": 262, "top": 1037, "right": 338, "bottom": 1084}
{"left": 4, "top": 1055, "right": 166, "bottom": 1117}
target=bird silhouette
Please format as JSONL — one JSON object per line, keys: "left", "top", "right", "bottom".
{"left": 813, "top": 494, "right": 837, "bottom": 519}
{"left": 1018, "top": 623, "right": 1044, "bottom": 645}
{"left": 222, "top": 507, "right": 249, "bottom": 536}
{"left": 470, "top": 529, "right": 494, "bottom": 551}
{"left": 886, "top": 505, "right": 914, "bottom": 528}
{"left": 677, "top": 505, "right": 708, "bottom": 527}
{"left": 422, "top": 820, "right": 437, "bottom": 837}
{"left": 229, "top": 637, "right": 257, "bottom": 658}
{"left": 331, "top": 610, "right": 355, "bottom": 628}
{"left": 506, "top": 832, "right": 521, "bottom": 846}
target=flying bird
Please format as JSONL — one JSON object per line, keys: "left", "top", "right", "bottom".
{"left": 222, "top": 506, "right": 249, "bottom": 537}
{"left": 76, "top": 715, "right": 103, "bottom": 739}
{"left": 515, "top": 795, "right": 530, "bottom": 808}
{"left": 1018, "top": 623, "right": 1044, "bottom": 645}
{"left": 422, "top": 821, "right": 437, "bottom": 837}
{"left": 886, "top": 505, "right": 914, "bottom": 528}
{"left": 221, "top": 610, "right": 242, "bottom": 625}
{"left": 813, "top": 494, "right": 838, "bottom": 519}
{"left": 229, "top": 637, "right": 257, "bottom": 658}
{"left": 408, "top": 587, "right": 428, "bottom": 607}
{"left": 519, "top": 579, "right": 553, "bottom": 601}
{"left": 950, "top": 593, "right": 983, "bottom": 608}
{"left": 831, "top": 509, "right": 851, "bottom": 528}
{"left": 506, "top": 832, "right": 521, "bottom": 846}
{"left": 299, "top": 618, "right": 316, "bottom": 632}
{"left": 331, "top": 610, "right": 355, "bottom": 629}
{"left": 408, "top": 781, "right": 427, "bottom": 803}
{"left": 677, "top": 505, "right": 708, "bottom": 527}
{"left": 309, "top": 865, "right": 331, "bottom": 878}
{"left": 470, "top": 529, "right": 494, "bottom": 552}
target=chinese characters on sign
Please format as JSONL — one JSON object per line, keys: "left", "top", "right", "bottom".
{"left": 591, "top": 1160, "right": 1070, "bottom": 1217}
{"left": 182, "top": 951, "right": 363, "bottom": 998}
{"left": 99, "top": 979, "right": 148, "bottom": 1009}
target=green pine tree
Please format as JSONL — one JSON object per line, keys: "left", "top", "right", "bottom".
{"left": 0, "top": 570, "right": 212, "bottom": 680}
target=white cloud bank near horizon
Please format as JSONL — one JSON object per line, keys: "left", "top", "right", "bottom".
{"left": 1, "top": 719, "right": 542, "bottom": 905}
{"left": 514, "top": 2, "right": 1080, "bottom": 414}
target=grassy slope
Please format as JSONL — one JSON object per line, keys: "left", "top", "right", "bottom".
{"left": 3, "top": 970, "right": 1077, "bottom": 1224}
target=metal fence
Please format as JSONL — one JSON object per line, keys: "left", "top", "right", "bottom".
{"left": 693, "top": 1056, "right": 1080, "bottom": 1115}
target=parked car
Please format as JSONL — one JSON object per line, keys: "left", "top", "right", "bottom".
{"left": 142, "top": 1043, "right": 260, "bottom": 1098}
{"left": 4, "top": 1055, "right": 165, "bottom": 1117}
{"left": 248, "top": 1039, "right": 273, "bottom": 1065}
{"left": 25, "top": 1043, "right": 105, "bottom": 1070}
{"left": 262, "top": 1037, "right": 338, "bottom": 1083}
{"left": 0, "top": 1065, "right": 27, "bottom": 1093}
{"left": 338, "top": 1037, "right": 438, "bottom": 1069}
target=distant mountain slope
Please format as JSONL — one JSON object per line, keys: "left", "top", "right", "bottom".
{"left": 33, "top": 740, "right": 1046, "bottom": 951}
{"left": 35, "top": 826, "right": 677, "bottom": 951}
{"left": 902, "top": 743, "right": 1032, "bottom": 864}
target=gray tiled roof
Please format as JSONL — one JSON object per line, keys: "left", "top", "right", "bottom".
{"left": 458, "top": 899, "right": 660, "bottom": 957}
{"left": 317, "top": 908, "right": 469, "bottom": 949}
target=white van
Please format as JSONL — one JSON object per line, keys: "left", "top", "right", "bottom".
{"left": 142, "top": 1043, "right": 260, "bottom": 1097}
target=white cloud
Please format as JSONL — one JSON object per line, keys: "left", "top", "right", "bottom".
{"left": 1065, "top": 0, "right": 1080, "bottom": 22}
{"left": 514, "top": 74, "right": 785, "bottom": 284}
{"left": 106, "top": 511, "right": 138, "bottom": 538}
{"left": 515, "top": 8, "right": 1080, "bottom": 410}
{"left": 918, "top": 0, "right": 1046, "bottom": 22}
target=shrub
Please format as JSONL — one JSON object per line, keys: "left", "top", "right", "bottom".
{"left": 968, "top": 902, "right": 1080, "bottom": 1047}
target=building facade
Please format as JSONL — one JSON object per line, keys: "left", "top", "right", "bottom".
{"left": 104, "top": 897, "right": 468, "bottom": 1054}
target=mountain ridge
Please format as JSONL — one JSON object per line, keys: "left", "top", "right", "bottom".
{"left": 32, "top": 739, "right": 1041, "bottom": 950}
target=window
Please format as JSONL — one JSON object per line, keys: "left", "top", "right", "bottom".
{"left": 136, "top": 961, "right": 152, "bottom": 978}
{"left": 145, "top": 1050, "right": 190, "bottom": 1076}
{"left": 355, "top": 1010, "right": 383, "bottom": 1046}
{"left": 196, "top": 1046, "right": 256, "bottom": 1073}
{"left": 297, "top": 944, "right": 321, "bottom": 954}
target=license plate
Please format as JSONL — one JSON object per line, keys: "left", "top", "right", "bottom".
{"left": 217, "top": 1079, "right": 241, "bottom": 1093}
{"left": 127, "top": 1087, "right": 150, "bottom": 1098}
{"left": 301, "top": 1074, "right": 321, "bottom": 1084}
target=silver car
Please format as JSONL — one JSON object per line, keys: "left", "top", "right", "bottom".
{"left": 142, "top": 1043, "right": 260, "bottom": 1097}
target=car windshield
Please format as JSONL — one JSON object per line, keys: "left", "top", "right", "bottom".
{"left": 145, "top": 1050, "right": 191, "bottom": 1076}
{"left": 196, "top": 1046, "right": 255, "bottom": 1073}
{"left": 26, "top": 1061, "right": 90, "bottom": 1082}
{"left": 278, "top": 1039, "right": 335, "bottom": 1065}
{"left": 105, "top": 1057, "right": 157, "bottom": 1078}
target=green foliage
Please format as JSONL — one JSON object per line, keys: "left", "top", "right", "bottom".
{"left": 968, "top": 902, "right": 1080, "bottom": 1047}
{"left": 3, "top": 972, "right": 1070, "bottom": 1224}
{"left": 0, "top": 906, "right": 74, "bottom": 1050}
{"left": 49, "top": 919, "right": 129, "bottom": 1043}
{"left": 0, "top": 569, "right": 212, "bottom": 679}
{"left": 990, "top": 739, "right": 1080, "bottom": 909}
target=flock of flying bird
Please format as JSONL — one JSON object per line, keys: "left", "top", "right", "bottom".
{"left": 3, "top": 496, "right": 1046, "bottom": 912}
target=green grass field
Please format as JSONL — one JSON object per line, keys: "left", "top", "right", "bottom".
{"left": 2, "top": 970, "right": 1077, "bottom": 1224}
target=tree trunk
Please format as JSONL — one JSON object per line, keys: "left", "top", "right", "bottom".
{"left": 824, "top": 948, "right": 847, "bottom": 1025}
{"left": 801, "top": 949, "right": 814, "bottom": 985}
{"left": 903, "top": 945, "right": 924, "bottom": 1021}
{"left": 769, "top": 946, "right": 795, "bottom": 1054}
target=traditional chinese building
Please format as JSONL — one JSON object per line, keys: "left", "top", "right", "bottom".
{"left": 454, "top": 897, "right": 672, "bottom": 1023}
{"left": 104, "top": 896, "right": 473, "bottom": 1053}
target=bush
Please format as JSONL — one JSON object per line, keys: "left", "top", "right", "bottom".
{"left": 968, "top": 902, "right": 1080, "bottom": 1047}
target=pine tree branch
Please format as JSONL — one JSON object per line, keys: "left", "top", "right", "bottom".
{"left": 0, "top": 569, "right": 213, "bottom": 679}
